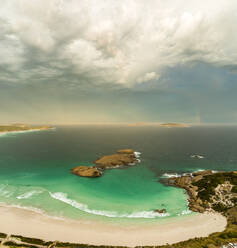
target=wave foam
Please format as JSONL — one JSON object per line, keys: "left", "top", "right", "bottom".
{"left": 0, "top": 201, "right": 65, "bottom": 221}
{"left": 134, "top": 151, "right": 141, "bottom": 159}
{"left": 0, "top": 185, "right": 14, "bottom": 198}
{"left": 179, "top": 209, "right": 192, "bottom": 215}
{"left": 0, "top": 128, "right": 55, "bottom": 138}
{"left": 162, "top": 169, "right": 219, "bottom": 178}
{"left": 2, "top": 202, "right": 45, "bottom": 214}
{"left": 190, "top": 155, "right": 204, "bottom": 159}
{"left": 162, "top": 173, "right": 181, "bottom": 178}
{"left": 49, "top": 192, "right": 169, "bottom": 218}
{"left": 17, "top": 190, "right": 42, "bottom": 200}
{"left": 0, "top": 132, "right": 8, "bottom": 137}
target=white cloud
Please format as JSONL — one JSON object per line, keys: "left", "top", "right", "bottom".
{"left": 0, "top": 0, "right": 237, "bottom": 87}
{"left": 136, "top": 72, "right": 160, "bottom": 84}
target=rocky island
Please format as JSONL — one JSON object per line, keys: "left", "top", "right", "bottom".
{"left": 160, "top": 123, "right": 190, "bottom": 128}
{"left": 71, "top": 149, "right": 140, "bottom": 178}
{"left": 0, "top": 124, "right": 53, "bottom": 133}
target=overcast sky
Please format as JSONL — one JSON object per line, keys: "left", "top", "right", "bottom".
{"left": 0, "top": 0, "right": 237, "bottom": 124}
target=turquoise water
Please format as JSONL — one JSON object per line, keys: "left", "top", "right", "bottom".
{"left": 0, "top": 125, "right": 236, "bottom": 224}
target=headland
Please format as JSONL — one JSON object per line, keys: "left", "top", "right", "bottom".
{"left": 0, "top": 124, "right": 53, "bottom": 134}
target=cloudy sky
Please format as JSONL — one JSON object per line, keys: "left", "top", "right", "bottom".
{"left": 0, "top": 0, "right": 237, "bottom": 124}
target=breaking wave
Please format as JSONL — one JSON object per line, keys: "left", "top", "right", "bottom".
{"left": 0, "top": 202, "right": 45, "bottom": 214}
{"left": 134, "top": 151, "right": 141, "bottom": 158}
{"left": 49, "top": 192, "right": 169, "bottom": 218}
{"left": 162, "top": 173, "right": 181, "bottom": 178}
{"left": 0, "top": 184, "right": 15, "bottom": 198}
{"left": 178, "top": 209, "right": 192, "bottom": 216}
{"left": 0, "top": 128, "right": 55, "bottom": 138}
{"left": 16, "top": 190, "right": 42, "bottom": 199}
{"left": 162, "top": 169, "right": 219, "bottom": 179}
{"left": 161, "top": 172, "right": 190, "bottom": 178}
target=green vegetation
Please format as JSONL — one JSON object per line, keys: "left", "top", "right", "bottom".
{"left": 192, "top": 172, "right": 237, "bottom": 208}
{"left": 56, "top": 242, "right": 124, "bottom": 248}
{"left": 11, "top": 235, "right": 53, "bottom": 246}
{"left": 212, "top": 203, "right": 229, "bottom": 212}
{"left": 232, "top": 185, "right": 237, "bottom": 193}
{"left": 0, "top": 232, "right": 7, "bottom": 238}
{"left": 3, "top": 241, "right": 38, "bottom": 248}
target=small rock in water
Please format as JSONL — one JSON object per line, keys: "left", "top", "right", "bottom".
{"left": 190, "top": 154, "right": 204, "bottom": 159}
{"left": 154, "top": 208, "right": 167, "bottom": 214}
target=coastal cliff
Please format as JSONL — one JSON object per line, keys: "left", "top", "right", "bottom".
{"left": 71, "top": 149, "right": 140, "bottom": 178}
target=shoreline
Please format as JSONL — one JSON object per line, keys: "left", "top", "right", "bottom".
{"left": 0, "top": 128, "right": 54, "bottom": 136}
{"left": 0, "top": 204, "right": 227, "bottom": 247}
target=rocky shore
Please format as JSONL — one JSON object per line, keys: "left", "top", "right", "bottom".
{"left": 165, "top": 170, "right": 237, "bottom": 214}
{"left": 71, "top": 149, "right": 140, "bottom": 178}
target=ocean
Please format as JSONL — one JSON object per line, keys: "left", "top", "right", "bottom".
{"left": 0, "top": 125, "right": 236, "bottom": 224}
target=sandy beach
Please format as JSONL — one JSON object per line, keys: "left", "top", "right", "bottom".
{"left": 0, "top": 204, "right": 227, "bottom": 247}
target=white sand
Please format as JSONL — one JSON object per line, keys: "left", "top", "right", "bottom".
{"left": 0, "top": 204, "right": 227, "bottom": 247}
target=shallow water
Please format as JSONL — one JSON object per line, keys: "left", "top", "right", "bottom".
{"left": 0, "top": 125, "right": 236, "bottom": 224}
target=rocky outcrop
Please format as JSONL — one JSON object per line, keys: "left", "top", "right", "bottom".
{"left": 71, "top": 166, "right": 102, "bottom": 178}
{"left": 71, "top": 149, "right": 140, "bottom": 178}
{"left": 172, "top": 176, "right": 192, "bottom": 187}
{"left": 166, "top": 170, "right": 237, "bottom": 214}
{"left": 192, "top": 170, "right": 213, "bottom": 177}
{"left": 117, "top": 149, "right": 134, "bottom": 154}
{"left": 94, "top": 152, "right": 137, "bottom": 169}
{"left": 154, "top": 208, "right": 167, "bottom": 214}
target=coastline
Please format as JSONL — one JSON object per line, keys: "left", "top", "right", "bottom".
{"left": 0, "top": 203, "right": 226, "bottom": 247}
{"left": 0, "top": 128, "right": 54, "bottom": 136}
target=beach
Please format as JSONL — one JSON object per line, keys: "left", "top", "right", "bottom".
{"left": 0, "top": 204, "right": 227, "bottom": 247}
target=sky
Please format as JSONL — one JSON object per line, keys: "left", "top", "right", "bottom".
{"left": 0, "top": 0, "right": 237, "bottom": 124}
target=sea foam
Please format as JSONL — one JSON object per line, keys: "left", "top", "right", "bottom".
{"left": 179, "top": 209, "right": 192, "bottom": 215}
{"left": 0, "top": 128, "right": 55, "bottom": 138}
{"left": 134, "top": 151, "right": 141, "bottom": 159}
{"left": 162, "top": 173, "right": 181, "bottom": 178}
{"left": 17, "top": 190, "right": 42, "bottom": 199}
{"left": 0, "top": 185, "right": 14, "bottom": 198}
{"left": 49, "top": 192, "right": 169, "bottom": 218}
